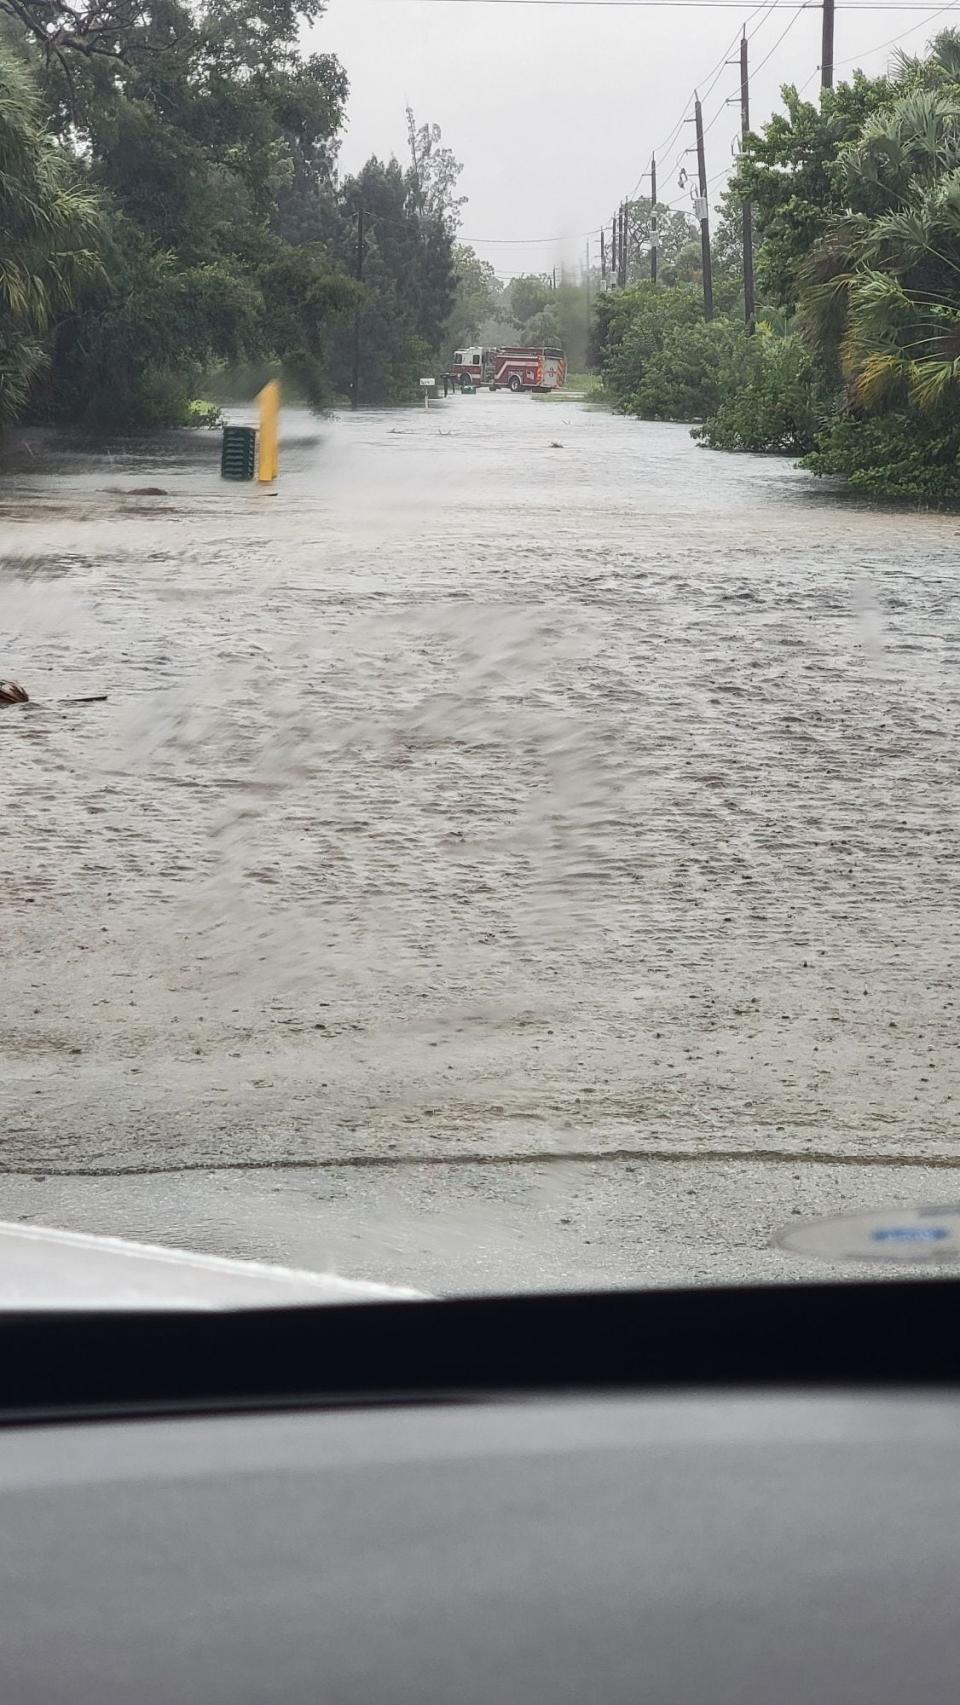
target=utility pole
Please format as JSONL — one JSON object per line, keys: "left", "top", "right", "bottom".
{"left": 585, "top": 238, "right": 591, "bottom": 305}
{"left": 351, "top": 203, "right": 364, "bottom": 411}
{"left": 693, "top": 93, "right": 714, "bottom": 321}
{"left": 821, "top": 0, "right": 835, "bottom": 89}
{"left": 740, "top": 32, "right": 755, "bottom": 334}
{"left": 600, "top": 226, "right": 607, "bottom": 289}
{"left": 619, "top": 202, "right": 627, "bottom": 287}
{"left": 611, "top": 214, "right": 617, "bottom": 288}
{"left": 650, "top": 154, "right": 658, "bottom": 284}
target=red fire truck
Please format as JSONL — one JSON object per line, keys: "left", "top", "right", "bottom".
{"left": 448, "top": 345, "right": 567, "bottom": 394}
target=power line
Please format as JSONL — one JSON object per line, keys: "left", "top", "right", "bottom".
{"left": 467, "top": 0, "right": 958, "bottom": 281}
{"left": 461, "top": 228, "right": 602, "bottom": 241}
{"left": 831, "top": 0, "right": 957, "bottom": 60}
{"left": 791, "top": 0, "right": 953, "bottom": 89}
{"left": 649, "top": 0, "right": 785, "bottom": 203}
{"left": 671, "top": 0, "right": 811, "bottom": 198}
{"left": 750, "top": 0, "right": 812, "bottom": 72}
{"left": 366, "top": 0, "right": 960, "bottom": 9}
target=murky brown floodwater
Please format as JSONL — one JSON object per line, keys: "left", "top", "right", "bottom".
{"left": 3, "top": 393, "right": 960, "bottom": 1291}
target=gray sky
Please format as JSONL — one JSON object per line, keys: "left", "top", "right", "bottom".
{"left": 311, "top": 0, "right": 951, "bottom": 277}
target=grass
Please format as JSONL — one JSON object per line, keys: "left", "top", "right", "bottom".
{"left": 531, "top": 372, "right": 607, "bottom": 404}
{"left": 562, "top": 372, "right": 599, "bottom": 391}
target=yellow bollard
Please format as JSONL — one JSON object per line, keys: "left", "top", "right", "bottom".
{"left": 257, "top": 380, "right": 280, "bottom": 483}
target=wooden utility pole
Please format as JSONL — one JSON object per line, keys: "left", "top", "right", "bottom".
{"left": 585, "top": 238, "right": 591, "bottom": 305}
{"left": 740, "top": 32, "right": 756, "bottom": 334}
{"left": 611, "top": 214, "right": 617, "bottom": 287}
{"left": 650, "top": 154, "right": 658, "bottom": 284}
{"left": 600, "top": 226, "right": 607, "bottom": 288}
{"left": 693, "top": 94, "right": 714, "bottom": 321}
{"left": 351, "top": 203, "right": 364, "bottom": 411}
{"left": 619, "top": 202, "right": 627, "bottom": 287}
{"left": 821, "top": 0, "right": 835, "bottom": 88}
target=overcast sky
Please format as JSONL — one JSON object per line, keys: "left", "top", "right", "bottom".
{"left": 310, "top": 0, "right": 950, "bottom": 276}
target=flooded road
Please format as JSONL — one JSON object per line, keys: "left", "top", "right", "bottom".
{"left": 3, "top": 392, "right": 960, "bottom": 1291}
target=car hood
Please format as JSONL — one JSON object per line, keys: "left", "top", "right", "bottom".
{"left": 0, "top": 1220, "right": 424, "bottom": 1310}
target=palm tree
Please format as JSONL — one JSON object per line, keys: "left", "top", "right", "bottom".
{"left": 799, "top": 81, "right": 960, "bottom": 413}
{"left": 892, "top": 28, "right": 960, "bottom": 94}
{"left": 0, "top": 41, "right": 102, "bottom": 426}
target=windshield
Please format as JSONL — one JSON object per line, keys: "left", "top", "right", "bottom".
{"left": 3, "top": 0, "right": 960, "bottom": 1303}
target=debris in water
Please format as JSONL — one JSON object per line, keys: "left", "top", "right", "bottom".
{"left": 0, "top": 681, "right": 28, "bottom": 706}
{"left": 549, "top": 441, "right": 564, "bottom": 449}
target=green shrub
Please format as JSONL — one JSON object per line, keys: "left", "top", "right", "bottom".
{"left": 801, "top": 407, "right": 960, "bottom": 501}
{"left": 598, "top": 282, "right": 702, "bottom": 410}
{"left": 696, "top": 331, "right": 823, "bottom": 453}
{"left": 632, "top": 318, "right": 749, "bottom": 421}
{"left": 597, "top": 281, "right": 752, "bottom": 423}
{"left": 186, "top": 399, "right": 224, "bottom": 429}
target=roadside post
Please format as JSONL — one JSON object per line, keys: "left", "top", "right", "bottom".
{"left": 257, "top": 380, "right": 280, "bottom": 482}
{"left": 420, "top": 376, "right": 436, "bottom": 411}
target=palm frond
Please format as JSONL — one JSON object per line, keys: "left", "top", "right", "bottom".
{"left": 849, "top": 267, "right": 914, "bottom": 322}
{"left": 910, "top": 354, "right": 960, "bottom": 408}
{"left": 849, "top": 350, "right": 911, "bottom": 407}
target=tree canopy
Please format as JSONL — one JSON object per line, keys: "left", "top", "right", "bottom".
{"left": 0, "top": 0, "right": 465, "bottom": 429}
{"left": 594, "top": 28, "right": 960, "bottom": 502}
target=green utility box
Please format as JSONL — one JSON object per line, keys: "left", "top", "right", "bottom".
{"left": 221, "top": 424, "right": 257, "bottom": 481}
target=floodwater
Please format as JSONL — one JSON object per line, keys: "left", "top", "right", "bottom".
{"left": 3, "top": 392, "right": 960, "bottom": 1293}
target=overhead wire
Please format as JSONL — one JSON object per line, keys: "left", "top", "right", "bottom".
{"left": 462, "top": 227, "right": 602, "bottom": 241}
{"left": 830, "top": 0, "right": 957, "bottom": 62}
{"left": 613, "top": 0, "right": 908, "bottom": 235}
{"left": 367, "top": 0, "right": 960, "bottom": 8}
{"left": 662, "top": 0, "right": 783, "bottom": 188}
{"left": 615, "top": 0, "right": 813, "bottom": 252}
{"left": 749, "top": 0, "right": 812, "bottom": 72}
{"left": 452, "top": 0, "right": 957, "bottom": 265}
{"left": 788, "top": 0, "right": 954, "bottom": 96}
{"left": 622, "top": 0, "right": 787, "bottom": 201}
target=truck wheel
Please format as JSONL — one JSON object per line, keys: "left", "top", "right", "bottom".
{"left": 508, "top": 375, "right": 522, "bottom": 393}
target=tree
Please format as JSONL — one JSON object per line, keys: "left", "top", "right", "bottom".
{"left": 325, "top": 149, "right": 457, "bottom": 403}
{"left": 14, "top": 0, "right": 358, "bottom": 424}
{"left": 406, "top": 107, "right": 466, "bottom": 229}
{"left": 892, "top": 26, "right": 960, "bottom": 90}
{"left": 0, "top": 41, "right": 101, "bottom": 428}
{"left": 800, "top": 86, "right": 960, "bottom": 414}
{"left": 732, "top": 71, "right": 896, "bottom": 306}
{"left": 447, "top": 246, "right": 502, "bottom": 350}
{"left": 622, "top": 197, "right": 698, "bottom": 283}
{"left": 509, "top": 273, "right": 552, "bottom": 329}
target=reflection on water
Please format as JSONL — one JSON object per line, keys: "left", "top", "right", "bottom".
{"left": 3, "top": 396, "right": 960, "bottom": 1285}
